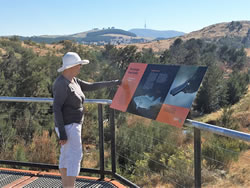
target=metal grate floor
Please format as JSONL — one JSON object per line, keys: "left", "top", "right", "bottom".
{"left": 0, "top": 168, "right": 124, "bottom": 188}
{"left": 23, "top": 174, "right": 118, "bottom": 188}
{"left": 0, "top": 170, "right": 28, "bottom": 187}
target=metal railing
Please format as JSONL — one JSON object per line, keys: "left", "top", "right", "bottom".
{"left": 1, "top": 96, "right": 250, "bottom": 188}
{"left": 0, "top": 96, "right": 137, "bottom": 187}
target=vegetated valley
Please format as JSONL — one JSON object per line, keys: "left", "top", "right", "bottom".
{"left": 0, "top": 20, "right": 250, "bottom": 187}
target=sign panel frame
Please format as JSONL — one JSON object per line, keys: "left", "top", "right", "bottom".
{"left": 111, "top": 63, "right": 207, "bottom": 128}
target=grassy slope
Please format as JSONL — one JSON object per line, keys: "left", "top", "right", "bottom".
{"left": 195, "top": 85, "right": 250, "bottom": 133}
{"left": 203, "top": 149, "right": 250, "bottom": 188}
{"left": 196, "top": 85, "right": 250, "bottom": 187}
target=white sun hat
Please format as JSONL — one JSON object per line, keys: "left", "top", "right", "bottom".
{"left": 57, "top": 52, "right": 89, "bottom": 72}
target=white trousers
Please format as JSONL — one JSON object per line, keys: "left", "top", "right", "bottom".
{"left": 55, "top": 123, "right": 83, "bottom": 177}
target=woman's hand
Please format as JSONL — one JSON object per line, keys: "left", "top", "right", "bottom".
{"left": 59, "top": 140, "right": 67, "bottom": 145}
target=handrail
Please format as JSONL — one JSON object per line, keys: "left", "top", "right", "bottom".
{"left": 0, "top": 96, "right": 112, "bottom": 105}
{"left": 1, "top": 96, "right": 250, "bottom": 188}
{"left": 185, "top": 119, "right": 250, "bottom": 142}
{"left": 1, "top": 96, "right": 250, "bottom": 142}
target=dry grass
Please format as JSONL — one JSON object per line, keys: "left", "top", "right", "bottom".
{"left": 203, "top": 150, "right": 250, "bottom": 188}
{"left": 184, "top": 21, "right": 250, "bottom": 40}
{"left": 117, "top": 38, "right": 176, "bottom": 52}
{"left": 245, "top": 48, "right": 250, "bottom": 57}
{"left": 0, "top": 48, "right": 6, "bottom": 55}
{"left": 21, "top": 42, "right": 64, "bottom": 56}
{"left": 196, "top": 85, "right": 250, "bottom": 130}
{"left": 82, "top": 144, "right": 99, "bottom": 168}
{"left": 195, "top": 109, "right": 224, "bottom": 124}
{"left": 21, "top": 41, "right": 102, "bottom": 57}
{"left": 116, "top": 35, "right": 172, "bottom": 53}
{"left": 136, "top": 174, "right": 175, "bottom": 188}
{"left": 82, "top": 144, "right": 110, "bottom": 169}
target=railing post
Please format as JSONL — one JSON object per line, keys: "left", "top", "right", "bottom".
{"left": 109, "top": 107, "right": 116, "bottom": 176}
{"left": 98, "top": 104, "right": 105, "bottom": 180}
{"left": 194, "top": 127, "right": 201, "bottom": 188}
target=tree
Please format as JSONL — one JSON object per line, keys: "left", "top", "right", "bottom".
{"left": 194, "top": 63, "right": 225, "bottom": 113}
{"left": 100, "top": 45, "right": 142, "bottom": 99}
{"left": 227, "top": 71, "right": 249, "bottom": 104}
{"left": 218, "top": 46, "right": 246, "bottom": 70}
{"left": 139, "top": 48, "right": 159, "bottom": 64}
{"left": 160, "top": 38, "right": 188, "bottom": 65}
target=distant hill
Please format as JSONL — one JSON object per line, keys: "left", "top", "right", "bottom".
{"left": 183, "top": 21, "right": 250, "bottom": 40}
{"left": 15, "top": 28, "right": 146, "bottom": 45}
{"left": 129, "top": 28, "right": 185, "bottom": 39}
{"left": 3, "top": 28, "right": 186, "bottom": 45}
{"left": 4, "top": 21, "right": 250, "bottom": 48}
{"left": 123, "top": 21, "right": 250, "bottom": 52}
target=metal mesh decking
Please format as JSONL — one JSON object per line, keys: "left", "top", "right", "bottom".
{"left": 0, "top": 168, "right": 123, "bottom": 188}
{"left": 23, "top": 174, "right": 118, "bottom": 188}
{"left": 0, "top": 170, "right": 30, "bottom": 187}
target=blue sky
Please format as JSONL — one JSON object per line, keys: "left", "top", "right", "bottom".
{"left": 1, "top": 0, "right": 250, "bottom": 36}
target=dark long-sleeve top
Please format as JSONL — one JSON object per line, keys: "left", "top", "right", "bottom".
{"left": 53, "top": 75, "right": 120, "bottom": 140}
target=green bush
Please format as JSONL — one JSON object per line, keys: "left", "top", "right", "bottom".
{"left": 202, "top": 135, "right": 248, "bottom": 169}
{"left": 164, "top": 146, "right": 194, "bottom": 187}
{"left": 217, "top": 107, "right": 239, "bottom": 130}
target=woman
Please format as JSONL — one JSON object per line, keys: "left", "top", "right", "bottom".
{"left": 53, "top": 52, "right": 120, "bottom": 188}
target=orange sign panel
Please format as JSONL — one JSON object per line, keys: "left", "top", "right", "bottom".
{"left": 110, "top": 63, "right": 147, "bottom": 112}
{"left": 156, "top": 104, "right": 190, "bottom": 128}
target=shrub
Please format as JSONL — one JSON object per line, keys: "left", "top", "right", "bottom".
{"left": 13, "top": 140, "right": 28, "bottom": 162}
{"left": 217, "top": 107, "right": 239, "bottom": 130}
{"left": 165, "top": 146, "right": 194, "bottom": 187}
{"left": 202, "top": 135, "right": 247, "bottom": 170}
{"left": 29, "top": 130, "right": 58, "bottom": 165}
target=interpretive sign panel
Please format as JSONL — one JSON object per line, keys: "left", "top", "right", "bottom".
{"left": 111, "top": 63, "right": 207, "bottom": 128}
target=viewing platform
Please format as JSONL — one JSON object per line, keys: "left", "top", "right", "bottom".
{"left": 1, "top": 96, "right": 250, "bottom": 187}
{"left": 0, "top": 168, "right": 125, "bottom": 188}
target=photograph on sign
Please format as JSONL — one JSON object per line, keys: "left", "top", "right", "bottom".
{"left": 126, "top": 64, "right": 179, "bottom": 120}
{"left": 156, "top": 66, "right": 207, "bottom": 127}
